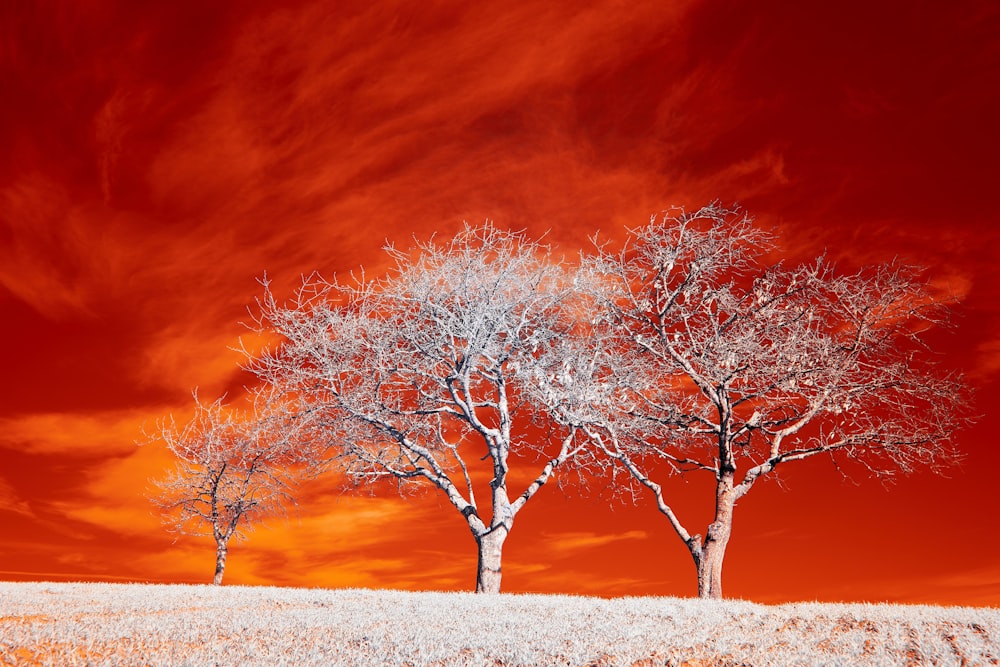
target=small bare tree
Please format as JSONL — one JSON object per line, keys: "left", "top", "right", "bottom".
{"left": 147, "top": 388, "right": 316, "bottom": 584}
{"left": 543, "top": 203, "right": 974, "bottom": 599}
{"left": 247, "top": 224, "right": 595, "bottom": 593}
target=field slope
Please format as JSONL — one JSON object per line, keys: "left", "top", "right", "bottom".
{"left": 0, "top": 582, "right": 997, "bottom": 666}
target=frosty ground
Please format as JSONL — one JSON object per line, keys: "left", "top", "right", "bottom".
{"left": 1, "top": 582, "right": 997, "bottom": 666}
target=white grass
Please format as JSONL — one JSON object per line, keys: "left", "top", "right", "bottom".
{"left": 0, "top": 582, "right": 997, "bottom": 666}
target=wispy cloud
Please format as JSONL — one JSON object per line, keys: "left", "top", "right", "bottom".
{"left": 0, "top": 408, "right": 155, "bottom": 456}
{"left": 541, "top": 530, "right": 648, "bottom": 556}
{"left": 0, "top": 477, "right": 33, "bottom": 517}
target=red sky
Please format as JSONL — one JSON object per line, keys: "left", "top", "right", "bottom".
{"left": 1, "top": 0, "right": 998, "bottom": 606}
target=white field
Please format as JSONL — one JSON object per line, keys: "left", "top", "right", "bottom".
{"left": 0, "top": 583, "right": 997, "bottom": 666}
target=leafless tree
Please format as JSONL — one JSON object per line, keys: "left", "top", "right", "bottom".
{"left": 541, "top": 203, "right": 974, "bottom": 599}
{"left": 147, "top": 388, "right": 317, "bottom": 584}
{"left": 247, "top": 224, "right": 595, "bottom": 593}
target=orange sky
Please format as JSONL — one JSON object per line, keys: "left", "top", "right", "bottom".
{"left": 1, "top": 0, "right": 998, "bottom": 606}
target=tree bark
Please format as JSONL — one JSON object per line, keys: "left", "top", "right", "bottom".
{"left": 695, "top": 531, "right": 727, "bottom": 599}
{"left": 213, "top": 540, "right": 228, "bottom": 585}
{"left": 475, "top": 527, "right": 508, "bottom": 593}
{"left": 690, "top": 483, "right": 736, "bottom": 599}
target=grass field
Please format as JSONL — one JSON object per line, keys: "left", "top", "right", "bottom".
{"left": 1, "top": 582, "right": 997, "bottom": 666}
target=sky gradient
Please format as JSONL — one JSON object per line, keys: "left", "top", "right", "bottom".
{"left": 1, "top": 0, "right": 998, "bottom": 605}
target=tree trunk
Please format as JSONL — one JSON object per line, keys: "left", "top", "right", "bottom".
{"left": 691, "top": 485, "right": 736, "bottom": 599}
{"left": 213, "top": 540, "right": 228, "bottom": 585}
{"left": 475, "top": 527, "right": 508, "bottom": 593}
{"left": 695, "top": 533, "right": 728, "bottom": 599}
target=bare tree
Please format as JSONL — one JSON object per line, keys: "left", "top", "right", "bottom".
{"left": 247, "top": 224, "right": 595, "bottom": 593}
{"left": 147, "top": 388, "right": 316, "bottom": 584}
{"left": 542, "top": 203, "right": 974, "bottom": 599}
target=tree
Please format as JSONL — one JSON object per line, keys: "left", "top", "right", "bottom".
{"left": 542, "top": 203, "right": 974, "bottom": 599}
{"left": 247, "top": 224, "right": 595, "bottom": 593}
{"left": 147, "top": 389, "right": 316, "bottom": 584}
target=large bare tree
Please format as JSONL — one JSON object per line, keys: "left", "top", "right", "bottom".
{"left": 540, "top": 203, "right": 974, "bottom": 599}
{"left": 247, "top": 224, "right": 593, "bottom": 593}
{"left": 147, "top": 389, "right": 316, "bottom": 584}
